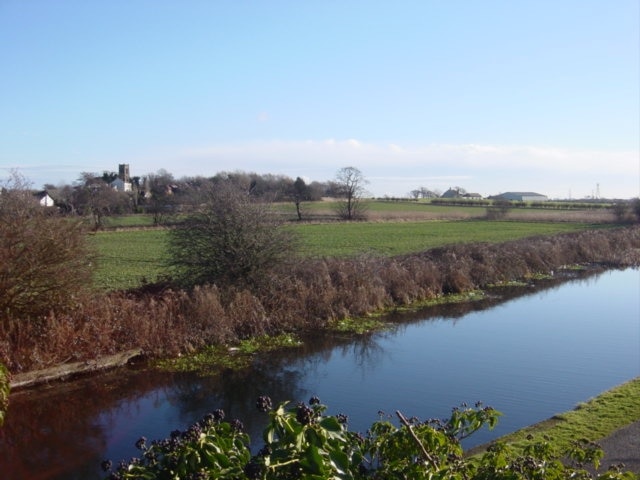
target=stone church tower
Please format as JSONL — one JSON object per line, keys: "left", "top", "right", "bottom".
{"left": 118, "top": 164, "right": 130, "bottom": 182}
{"left": 111, "top": 164, "right": 132, "bottom": 192}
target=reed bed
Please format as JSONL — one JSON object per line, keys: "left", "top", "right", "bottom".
{"left": 2, "top": 227, "right": 639, "bottom": 374}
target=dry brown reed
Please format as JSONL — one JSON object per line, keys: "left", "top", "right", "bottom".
{"left": 2, "top": 226, "right": 639, "bottom": 374}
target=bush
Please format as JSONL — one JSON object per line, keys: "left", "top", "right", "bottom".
{"left": 485, "top": 199, "right": 512, "bottom": 220}
{"left": 0, "top": 173, "right": 95, "bottom": 320}
{"left": 167, "top": 182, "right": 297, "bottom": 290}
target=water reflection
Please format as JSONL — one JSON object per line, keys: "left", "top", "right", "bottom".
{"left": 1, "top": 268, "right": 637, "bottom": 479}
{"left": 0, "top": 368, "right": 177, "bottom": 479}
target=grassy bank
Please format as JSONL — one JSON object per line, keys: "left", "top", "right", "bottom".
{"left": 469, "top": 377, "right": 640, "bottom": 454}
{"left": 90, "top": 220, "right": 603, "bottom": 291}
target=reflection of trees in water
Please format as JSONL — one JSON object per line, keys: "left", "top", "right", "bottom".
{"left": 384, "top": 267, "right": 608, "bottom": 329}
{"left": 164, "top": 331, "right": 393, "bottom": 450}
{"left": 0, "top": 368, "right": 179, "bottom": 479}
{"left": 164, "top": 364, "right": 308, "bottom": 450}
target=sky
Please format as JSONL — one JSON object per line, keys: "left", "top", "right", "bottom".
{"left": 1, "top": 0, "right": 638, "bottom": 199}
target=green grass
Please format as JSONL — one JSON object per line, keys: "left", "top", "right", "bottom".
{"left": 275, "top": 199, "right": 486, "bottom": 218}
{"left": 89, "top": 219, "right": 605, "bottom": 290}
{"left": 470, "top": 377, "right": 640, "bottom": 454}
{"left": 291, "top": 220, "right": 598, "bottom": 257}
{"left": 100, "top": 214, "right": 157, "bottom": 228}
{"left": 89, "top": 229, "right": 169, "bottom": 290}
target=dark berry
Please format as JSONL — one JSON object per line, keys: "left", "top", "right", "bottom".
{"left": 231, "top": 419, "right": 244, "bottom": 432}
{"left": 101, "top": 460, "right": 113, "bottom": 472}
{"left": 336, "top": 413, "right": 348, "bottom": 424}
{"left": 135, "top": 436, "right": 147, "bottom": 450}
{"left": 296, "top": 403, "right": 314, "bottom": 425}
{"left": 213, "top": 409, "right": 225, "bottom": 421}
{"left": 256, "top": 395, "right": 273, "bottom": 412}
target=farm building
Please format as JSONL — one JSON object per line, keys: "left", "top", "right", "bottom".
{"left": 462, "top": 192, "right": 482, "bottom": 200}
{"left": 490, "top": 192, "right": 548, "bottom": 202}
{"left": 441, "top": 187, "right": 463, "bottom": 198}
{"left": 441, "top": 188, "right": 482, "bottom": 200}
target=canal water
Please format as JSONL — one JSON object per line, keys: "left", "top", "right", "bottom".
{"left": 1, "top": 268, "right": 638, "bottom": 479}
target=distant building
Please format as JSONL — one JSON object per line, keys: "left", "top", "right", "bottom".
{"left": 441, "top": 188, "right": 482, "bottom": 200}
{"left": 441, "top": 187, "right": 464, "bottom": 198}
{"left": 34, "top": 190, "right": 55, "bottom": 207}
{"left": 111, "top": 164, "right": 132, "bottom": 192}
{"left": 462, "top": 192, "right": 482, "bottom": 200}
{"left": 490, "top": 192, "right": 548, "bottom": 202}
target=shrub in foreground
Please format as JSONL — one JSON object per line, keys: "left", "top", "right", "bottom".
{"left": 0, "top": 174, "right": 94, "bottom": 321}
{"left": 103, "top": 398, "right": 636, "bottom": 479}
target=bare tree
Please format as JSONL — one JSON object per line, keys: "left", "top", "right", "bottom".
{"left": 290, "top": 177, "right": 310, "bottom": 221}
{"left": 142, "top": 169, "right": 178, "bottom": 225}
{"left": 73, "top": 173, "right": 131, "bottom": 229}
{"left": 334, "top": 166, "right": 368, "bottom": 220}
{"left": 167, "top": 181, "right": 297, "bottom": 289}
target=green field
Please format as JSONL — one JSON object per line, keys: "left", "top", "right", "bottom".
{"left": 99, "top": 214, "right": 157, "bottom": 228}
{"left": 89, "top": 219, "right": 603, "bottom": 291}
{"left": 89, "top": 229, "right": 169, "bottom": 291}
{"left": 292, "top": 220, "right": 594, "bottom": 257}
{"left": 275, "top": 199, "right": 487, "bottom": 219}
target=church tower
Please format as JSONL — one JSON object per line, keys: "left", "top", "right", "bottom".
{"left": 118, "top": 164, "right": 130, "bottom": 182}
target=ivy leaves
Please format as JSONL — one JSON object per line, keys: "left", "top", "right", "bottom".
{"left": 103, "top": 397, "right": 635, "bottom": 480}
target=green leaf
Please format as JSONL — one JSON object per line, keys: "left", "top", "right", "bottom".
{"left": 299, "top": 444, "right": 326, "bottom": 475}
{"left": 264, "top": 425, "right": 276, "bottom": 444}
{"left": 320, "top": 416, "right": 342, "bottom": 432}
{"left": 329, "top": 448, "right": 350, "bottom": 475}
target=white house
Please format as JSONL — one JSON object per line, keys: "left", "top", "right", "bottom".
{"left": 34, "top": 191, "right": 55, "bottom": 207}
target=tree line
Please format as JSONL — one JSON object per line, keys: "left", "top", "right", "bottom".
{"left": 33, "top": 166, "right": 369, "bottom": 229}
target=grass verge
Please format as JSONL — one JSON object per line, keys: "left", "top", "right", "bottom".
{"left": 469, "top": 377, "right": 640, "bottom": 455}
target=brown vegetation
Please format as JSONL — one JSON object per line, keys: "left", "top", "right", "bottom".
{"left": 1, "top": 226, "right": 639, "bottom": 374}
{"left": 0, "top": 175, "right": 94, "bottom": 319}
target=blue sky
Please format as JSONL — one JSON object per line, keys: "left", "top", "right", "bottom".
{"left": 1, "top": 0, "right": 638, "bottom": 199}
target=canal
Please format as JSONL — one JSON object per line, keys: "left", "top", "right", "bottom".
{"left": 1, "top": 268, "right": 638, "bottom": 479}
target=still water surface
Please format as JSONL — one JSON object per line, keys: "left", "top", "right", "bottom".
{"left": 1, "top": 268, "right": 638, "bottom": 479}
